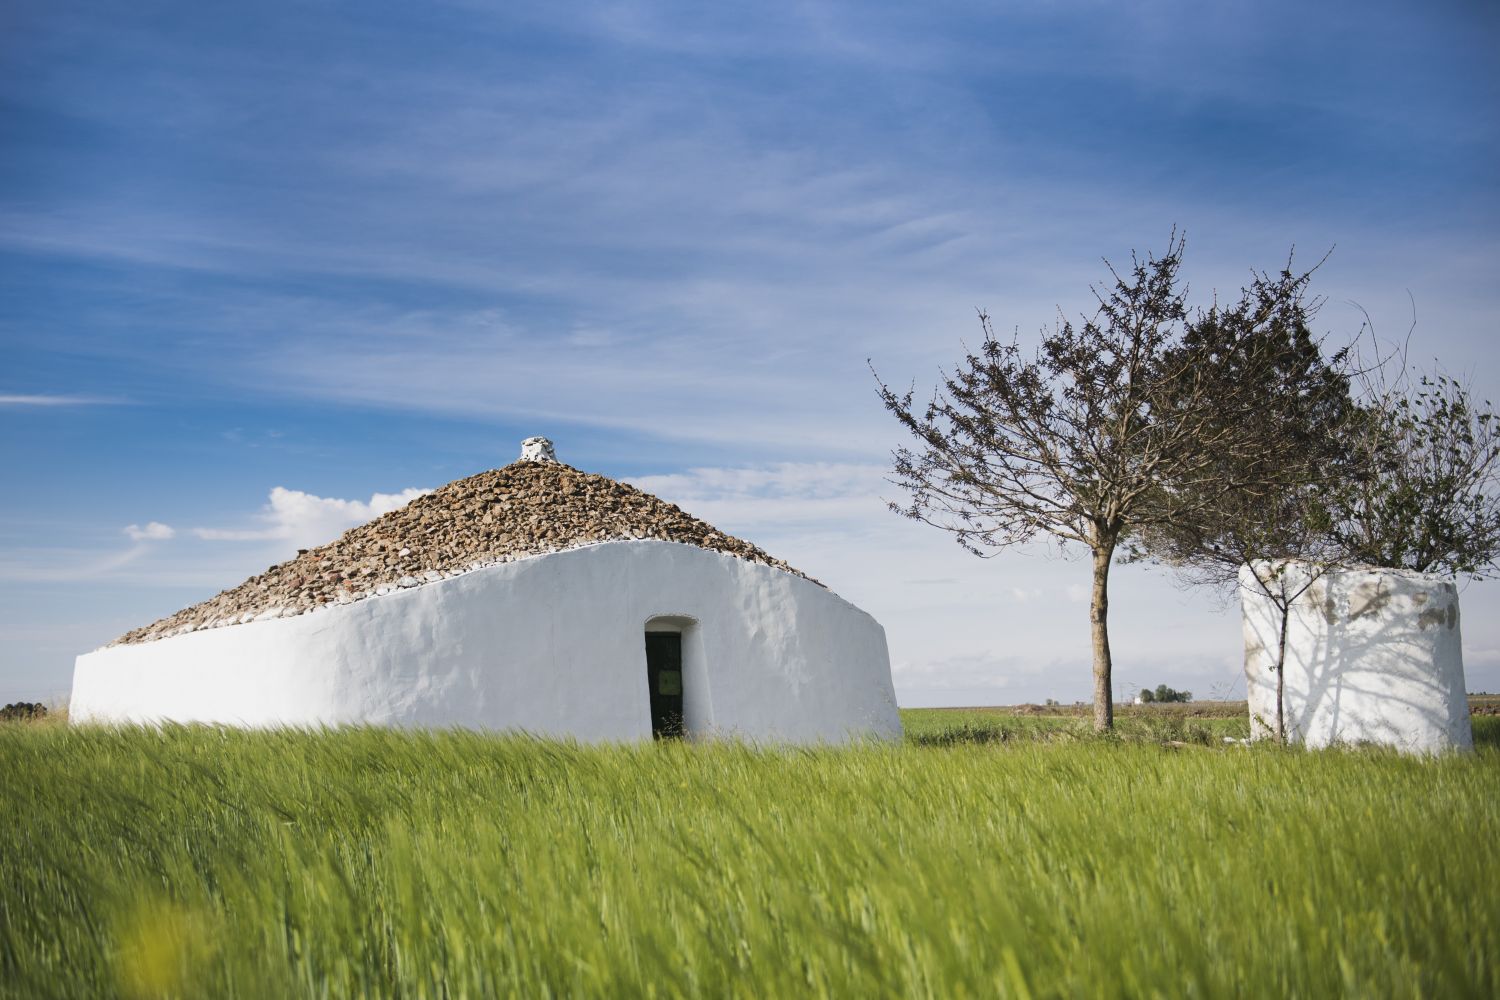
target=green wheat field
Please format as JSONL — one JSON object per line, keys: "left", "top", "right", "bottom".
{"left": 3, "top": 708, "right": 1497, "bottom": 999}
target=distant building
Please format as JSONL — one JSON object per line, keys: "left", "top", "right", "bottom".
{"left": 72, "top": 438, "right": 902, "bottom": 743}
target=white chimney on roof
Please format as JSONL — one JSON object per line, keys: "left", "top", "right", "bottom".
{"left": 520, "top": 436, "right": 558, "bottom": 463}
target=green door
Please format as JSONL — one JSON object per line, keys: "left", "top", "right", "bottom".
{"left": 644, "top": 632, "right": 684, "bottom": 739}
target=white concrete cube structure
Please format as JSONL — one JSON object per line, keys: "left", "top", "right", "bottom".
{"left": 1240, "top": 562, "right": 1472, "bottom": 752}
{"left": 71, "top": 447, "right": 902, "bottom": 743}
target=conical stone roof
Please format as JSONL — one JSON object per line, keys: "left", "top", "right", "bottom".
{"left": 116, "top": 459, "right": 813, "bottom": 646}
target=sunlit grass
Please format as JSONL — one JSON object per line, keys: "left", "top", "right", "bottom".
{"left": 1, "top": 712, "right": 1495, "bottom": 998}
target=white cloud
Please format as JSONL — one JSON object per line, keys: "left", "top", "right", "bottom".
{"left": 194, "top": 486, "right": 431, "bottom": 551}
{"left": 123, "top": 522, "right": 174, "bottom": 541}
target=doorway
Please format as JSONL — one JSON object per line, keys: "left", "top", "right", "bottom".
{"left": 644, "top": 631, "right": 684, "bottom": 739}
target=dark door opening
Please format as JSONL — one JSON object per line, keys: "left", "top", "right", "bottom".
{"left": 644, "top": 632, "right": 684, "bottom": 739}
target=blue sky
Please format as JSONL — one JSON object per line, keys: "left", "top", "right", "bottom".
{"left": 3, "top": 0, "right": 1498, "bottom": 706}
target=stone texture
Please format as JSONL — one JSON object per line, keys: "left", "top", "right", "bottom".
{"left": 115, "top": 460, "right": 813, "bottom": 645}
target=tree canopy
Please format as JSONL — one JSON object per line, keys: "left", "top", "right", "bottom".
{"left": 875, "top": 237, "right": 1342, "bottom": 730}
{"left": 1332, "top": 369, "right": 1500, "bottom": 579}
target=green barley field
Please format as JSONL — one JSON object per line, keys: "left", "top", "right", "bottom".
{"left": 3, "top": 709, "right": 1497, "bottom": 999}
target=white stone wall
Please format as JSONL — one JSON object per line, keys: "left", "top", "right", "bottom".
{"left": 71, "top": 540, "right": 902, "bottom": 743}
{"left": 1240, "top": 562, "right": 1472, "bottom": 752}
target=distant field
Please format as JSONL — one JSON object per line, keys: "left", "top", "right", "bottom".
{"left": 918, "top": 699, "right": 1254, "bottom": 718}
{"left": 901, "top": 704, "right": 1251, "bottom": 746}
{"left": 2, "top": 713, "right": 1496, "bottom": 998}
{"left": 1470, "top": 693, "right": 1500, "bottom": 716}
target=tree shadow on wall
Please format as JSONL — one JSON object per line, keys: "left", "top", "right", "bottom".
{"left": 1294, "top": 583, "right": 1472, "bottom": 750}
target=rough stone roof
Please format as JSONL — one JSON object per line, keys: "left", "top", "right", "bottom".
{"left": 116, "top": 460, "right": 813, "bottom": 646}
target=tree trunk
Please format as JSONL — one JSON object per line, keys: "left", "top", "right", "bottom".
{"left": 1274, "top": 604, "right": 1290, "bottom": 744}
{"left": 1089, "top": 533, "right": 1117, "bottom": 732}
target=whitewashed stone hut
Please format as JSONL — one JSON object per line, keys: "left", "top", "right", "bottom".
{"left": 1240, "top": 562, "right": 1472, "bottom": 752}
{"left": 71, "top": 439, "right": 902, "bottom": 743}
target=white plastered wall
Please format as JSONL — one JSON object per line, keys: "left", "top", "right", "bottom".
{"left": 1240, "top": 562, "right": 1472, "bottom": 752}
{"left": 71, "top": 540, "right": 902, "bottom": 743}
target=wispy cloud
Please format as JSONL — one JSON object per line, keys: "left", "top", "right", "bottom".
{"left": 0, "top": 394, "right": 120, "bottom": 407}
{"left": 0, "top": 520, "right": 175, "bottom": 582}
{"left": 3, "top": 6, "right": 1400, "bottom": 455}
{"left": 628, "top": 463, "right": 892, "bottom": 528}
{"left": 123, "top": 522, "right": 174, "bottom": 541}
{"left": 0, "top": 545, "right": 152, "bottom": 583}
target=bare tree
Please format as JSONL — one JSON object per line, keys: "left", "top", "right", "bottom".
{"left": 1335, "top": 361, "right": 1500, "bottom": 579}
{"left": 1128, "top": 263, "right": 1355, "bottom": 741}
{"left": 1137, "top": 300, "right": 1500, "bottom": 740}
{"left": 874, "top": 238, "right": 1320, "bottom": 731}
